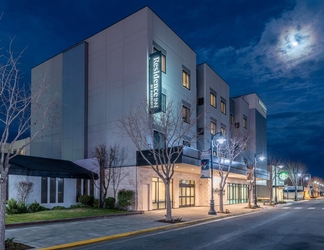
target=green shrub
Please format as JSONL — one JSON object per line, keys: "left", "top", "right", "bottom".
{"left": 52, "top": 206, "right": 66, "bottom": 210}
{"left": 117, "top": 190, "right": 134, "bottom": 210}
{"left": 79, "top": 195, "right": 95, "bottom": 206}
{"left": 28, "top": 201, "right": 48, "bottom": 212}
{"left": 70, "top": 204, "right": 82, "bottom": 209}
{"left": 93, "top": 198, "right": 100, "bottom": 208}
{"left": 105, "top": 197, "right": 115, "bottom": 209}
{"left": 6, "top": 198, "right": 28, "bottom": 214}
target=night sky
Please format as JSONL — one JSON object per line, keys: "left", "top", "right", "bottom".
{"left": 1, "top": 0, "right": 323, "bottom": 178}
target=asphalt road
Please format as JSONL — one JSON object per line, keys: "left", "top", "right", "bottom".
{"left": 69, "top": 199, "right": 324, "bottom": 250}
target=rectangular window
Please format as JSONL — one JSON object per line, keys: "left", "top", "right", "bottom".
{"left": 221, "top": 127, "right": 226, "bottom": 137}
{"left": 198, "top": 127, "right": 204, "bottom": 135}
{"left": 153, "top": 130, "right": 165, "bottom": 149}
{"left": 90, "top": 179, "right": 94, "bottom": 196}
{"left": 50, "top": 177, "right": 56, "bottom": 203}
{"left": 183, "top": 140, "right": 191, "bottom": 147}
{"left": 182, "top": 105, "right": 190, "bottom": 123}
{"left": 41, "top": 177, "right": 48, "bottom": 203}
{"left": 161, "top": 94, "right": 166, "bottom": 112}
{"left": 76, "top": 179, "right": 81, "bottom": 202}
{"left": 243, "top": 116, "right": 247, "bottom": 129}
{"left": 57, "top": 178, "right": 64, "bottom": 203}
{"left": 210, "top": 92, "right": 216, "bottom": 108}
{"left": 244, "top": 137, "right": 248, "bottom": 150}
{"left": 221, "top": 100, "right": 226, "bottom": 114}
{"left": 153, "top": 47, "right": 166, "bottom": 73}
{"left": 83, "top": 179, "right": 89, "bottom": 195}
{"left": 230, "top": 114, "right": 234, "bottom": 125}
{"left": 210, "top": 121, "right": 216, "bottom": 135}
{"left": 197, "top": 97, "right": 204, "bottom": 106}
{"left": 182, "top": 70, "right": 190, "bottom": 89}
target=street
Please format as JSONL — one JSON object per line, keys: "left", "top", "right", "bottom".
{"left": 69, "top": 199, "right": 324, "bottom": 250}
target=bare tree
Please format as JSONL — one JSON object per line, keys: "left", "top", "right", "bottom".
{"left": 216, "top": 126, "right": 249, "bottom": 213}
{"left": 111, "top": 143, "right": 129, "bottom": 206}
{"left": 267, "top": 155, "right": 283, "bottom": 205}
{"left": 283, "top": 160, "right": 306, "bottom": 201}
{"left": 16, "top": 180, "right": 34, "bottom": 203}
{"left": 119, "top": 100, "right": 200, "bottom": 221}
{"left": 93, "top": 144, "right": 109, "bottom": 207}
{"left": 246, "top": 165, "right": 253, "bottom": 208}
{"left": 93, "top": 143, "right": 129, "bottom": 207}
{"left": 0, "top": 40, "right": 54, "bottom": 248}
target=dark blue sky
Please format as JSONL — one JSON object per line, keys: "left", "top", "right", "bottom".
{"left": 1, "top": 0, "right": 323, "bottom": 178}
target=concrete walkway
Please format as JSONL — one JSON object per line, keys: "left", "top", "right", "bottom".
{"left": 5, "top": 203, "right": 269, "bottom": 249}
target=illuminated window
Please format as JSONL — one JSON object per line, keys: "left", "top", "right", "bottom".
{"left": 182, "top": 70, "right": 190, "bottom": 89}
{"left": 153, "top": 47, "right": 166, "bottom": 73}
{"left": 221, "top": 127, "right": 226, "bottom": 137}
{"left": 243, "top": 116, "right": 247, "bottom": 129}
{"left": 182, "top": 105, "right": 190, "bottom": 123}
{"left": 210, "top": 92, "right": 216, "bottom": 108}
{"left": 243, "top": 138, "right": 248, "bottom": 150}
{"left": 210, "top": 121, "right": 216, "bottom": 135}
{"left": 230, "top": 114, "right": 234, "bottom": 125}
{"left": 221, "top": 100, "right": 226, "bottom": 114}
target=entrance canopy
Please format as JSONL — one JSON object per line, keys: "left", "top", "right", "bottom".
{"left": 8, "top": 155, "right": 98, "bottom": 180}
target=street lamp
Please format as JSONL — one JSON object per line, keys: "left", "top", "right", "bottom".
{"left": 274, "top": 165, "right": 284, "bottom": 204}
{"left": 208, "top": 132, "right": 226, "bottom": 215}
{"left": 253, "top": 153, "right": 265, "bottom": 208}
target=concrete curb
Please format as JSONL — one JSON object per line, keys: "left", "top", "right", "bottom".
{"left": 40, "top": 209, "right": 261, "bottom": 250}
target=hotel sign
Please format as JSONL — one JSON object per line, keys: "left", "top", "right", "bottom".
{"left": 149, "top": 51, "right": 162, "bottom": 113}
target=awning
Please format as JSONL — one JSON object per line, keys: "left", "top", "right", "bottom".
{"left": 8, "top": 155, "right": 98, "bottom": 180}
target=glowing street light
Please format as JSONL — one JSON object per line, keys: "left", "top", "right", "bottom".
{"left": 208, "top": 132, "right": 226, "bottom": 215}
{"left": 253, "top": 153, "right": 265, "bottom": 208}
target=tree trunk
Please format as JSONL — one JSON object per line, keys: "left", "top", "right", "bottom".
{"left": 0, "top": 175, "right": 7, "bottom": 250}
{"left": 248, "top": 182, "right": 252, "bottom": 208}
{"left": 294, "top": 182, "right": 298, "bottom": 201}
{"left": 100, "top": 166, "right": 105, "bottom": 208}
{"left": 269, "top": 182, "right": 273, "bottom": 205}
{"left": 219, "top": 183, "right": 224, "bottom": 213}
{"left": 164, "top": 181, "right": 172, "bottom": 221}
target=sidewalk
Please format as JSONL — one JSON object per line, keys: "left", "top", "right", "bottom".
{"left": 6, "top": 203, "right": 265, "bottom": 250}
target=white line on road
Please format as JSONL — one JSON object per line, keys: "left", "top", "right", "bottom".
{"left": 307, "top": 207, "right": 316, "bottom": 209}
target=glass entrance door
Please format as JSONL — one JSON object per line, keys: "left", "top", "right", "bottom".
{"left": 152, "top": 177, "right": 173, "bottom": 210}
{"left": 179, "top": 180, "right": 195, "bottom": 207}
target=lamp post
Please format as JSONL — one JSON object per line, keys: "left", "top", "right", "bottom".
{"left": 208, "top": 132, "right": 225, "bottom": 215}
{"left": 274, "top": 165, "right": 284, "bottom": 204}
{"left": 253, "top": 153, "right": 265, "bottom": 208}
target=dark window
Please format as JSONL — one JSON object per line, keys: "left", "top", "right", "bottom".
{"left": 50, "top": 177, "right": 56, "bottom": 203}
{"left": 83, "top": 179, "right": 89, "bottom": 195}
{"left": 90, "top": 179, "right": 94, "bottom": 196}
{"left": 197, "top": 98, "right": 204, "bottom": 106}
{"left": 162, "top": 94, "right": 166, "bottom": 112}
{"left": 76, "top": 179, "right": 81, "bottom": 202}
{"left": 182, "top": 105, "right": 190, "bottom": 123}
{"left": 58, "top": 178, "right": 64, "bottom": 203}
{"left": 153, "top": 130, "right": 165, "bottom": 149}
{"left": 41, "top": 177, "right": 48, "bottom": 203}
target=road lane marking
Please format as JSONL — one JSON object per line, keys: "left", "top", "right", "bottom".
{"left": 307, "top": 207, "right": 316, "bottom": 209}
{"left": 294, "top": 207, "right": 302, "bottom": 209}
